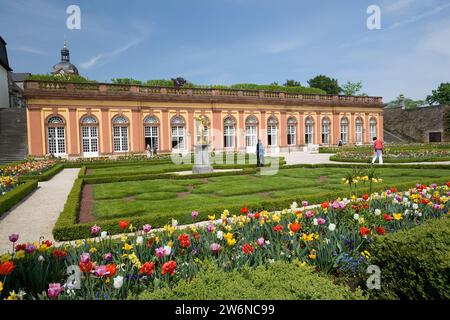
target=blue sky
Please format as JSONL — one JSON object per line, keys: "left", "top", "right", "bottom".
{"left": 1, "top": 0, "right": 449, "bottom": 101}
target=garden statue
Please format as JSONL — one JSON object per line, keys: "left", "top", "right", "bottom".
{"left": 192, "top": 115, "right": 213, "bottom": 174}
{"left": 194, "top": 115, "right": 208, "bottom": 145}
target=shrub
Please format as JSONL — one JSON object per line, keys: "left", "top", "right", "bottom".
{"left": 25, "top": 74, "right": 97, "bottom": 83}
{"left": 370, "top": 217, "right": 450, "bottom": 300}
{"left": 0, "top": 180, "right": 38, "bottom": 216}
{"left": 20, "top": 163, "right": 64, "bottom": 181}
{"left": 139, "top": 261, "right": 366, "bottom": 300}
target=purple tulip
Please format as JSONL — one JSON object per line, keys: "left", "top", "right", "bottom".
{"left": 339, "top": 201, "right": 346, "bottom": 209}
{"left": 431, "top": 183, "right": 437, "bottom": 189}
{"left": 25, "top": 243, "right": 36, "bottom": 254}
{"left": 47, "top": 283, "right": 63, "bottom": 299}
{"left": 80, "top": 252, "right": 90, "bottom": 263}
{"left": 143, "top": 224, "right": 151, "bottom": 233}
{"left": 332, "top": 201, "right": 340, "bottom": 209}
{"left": 104, "top": 252, "right": 113, "bottom": 262}
{"left": 94, "top": 265, "right": 108, "bottom": 277}
{"left": 304, "top": 211, "right": 315, "bottom": 218}
{"left": 206, "top": 223, "right": 215, "bottom": 233}
{"left": 210, "top": 243, "right": 221, "bottom": 253}
{"left": 256, "top": 237, "right": 265, "bottom": 246}
{"left": 433, "top": 204, "right": 441, "bottom": 210}
{"left": 302, "top": 201, "right": 308, "bottom": 207}
{"left": 317, "top": 218, "right": 326, "bottom": 225}
{"left": 247, "top": 213, "right": 253, "bottom": 219}
{"left": 9, "top": 234, "right": 19, "bottom": 243}
{"left": 91, "top": 225, "right": 101, "bottom": 235}
{"left": 155, "top": 246, "right": 165, "bottom": 259}
{"left": 191, "top": 211, "right": 199, "bottom": 219}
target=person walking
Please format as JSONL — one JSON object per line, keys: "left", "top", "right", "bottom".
{"left": 256, "top": 139, "right": 265, "bottom": 167}
{"left": 371, "top": 137, "right": 383, "bottom": 164}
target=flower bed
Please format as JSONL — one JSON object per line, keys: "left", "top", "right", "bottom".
{"left": 1, "top": 182, "right": 449, "bottom": 300}
{"left": 0, "top": 160, "right": 57, "bottom": 178}
{"left": 320, "top": 142, "right": 450, "bottom": 154}
{"left": 330, "top": 149, "right": 450, "bottom": 163}
{"left": 0, "top": 176, "right": 19, "bottom": 196}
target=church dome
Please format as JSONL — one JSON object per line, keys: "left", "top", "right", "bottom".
{"left": 52, "top": 41, "right": 79, "bottom": 75}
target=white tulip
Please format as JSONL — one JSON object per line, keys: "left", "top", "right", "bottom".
{"left": 113, "top": 276, "right": 124, "bottom": 289}
{"left": 412, "top": 203, "right": 419, "bottom": 210}
{"left": 290, "top": 202, "right": 298, "bottom": 210}
{"left": 216, "top": 231, "right": 223, "bottom": 240}
{"left": 100, "top": 231, "right": 108, "bottom": 239}
{"left": 38, "top": 255, "right": 45, "bottom": 262}
{"left": 164, "top": 246, "right": 172, "bottom": 256}
{"left": 136, "top": 236, "right": 144, "bottom": 245}
{"left": 353, "top": 214, "right": 359, "bottom": 220}
{"left": 328, "top": 223, "right": 336, "bottom": 231}
{"left": 374, "top": 209, "right": 381, "bottom": 216}
{"left": 313, "top": 218, "right": 318, "bottom": 226}
{"left": 171, "top": 219, "right": 178, "bottom": 227}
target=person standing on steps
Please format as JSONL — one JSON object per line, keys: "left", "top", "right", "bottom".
{"left": 256, "top": 139, "right": 265, "bottom": 167}
{"left": 371, "top": 137, "right": 384, "bottom": 164}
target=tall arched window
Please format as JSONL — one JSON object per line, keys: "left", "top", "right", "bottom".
{"left": 223, "top": 115, "right": 236, "bottom": 148}
{"left": 340, "top": 117, "right": 349, "bottom": 144}
{"left": 80, "top": 115, "right": 99, "bottom": 157}
{"left": 47, "top": 115, "right": 66, "bottom": 156}
{"left": 245, "top": 115, "right": 258, "bottom": 149}
{"left": 112, "top": 115, "right": 129, "bottom": 152}
{"left": 144, "top": 115, "right": 159, "bottom": 151}
{"left": 287, "top": 116, "right": 297, "bottom": 145}
{"left": 305, "top": 116, "right": 314, "bottom": 144}
{"left": 171, "top": 115, "right": 186, "bottom": 150}
{"left": 267, "top": 116, "right": 278, "bottom": 146}
{"left": 321, "top": 117, "right": 331, "bottom": 145}
{"left": 355, "top": 117, "right": 363, "bottom": 144}
{"left": 369, "top": 117, "right": 377, "bottom": 141}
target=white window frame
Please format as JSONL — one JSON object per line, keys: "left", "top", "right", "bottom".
{"left": 355, "top": 117, "right": 363, "bottom": 144}
{"left": 340, "top": 117, "right": 349, "bottom": 144}
{"left": 305, "top": 117, "right": 314, "bottom": 145}
{"left": 113, "top": 126, "right": 129, "bottom": 152}
{"left": 322, "top": 118, "right": 330, "bottom": 145}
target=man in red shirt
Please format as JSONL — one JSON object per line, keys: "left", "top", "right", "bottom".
{"left": 371, "top": 137, "right": 383, "bottom": 164}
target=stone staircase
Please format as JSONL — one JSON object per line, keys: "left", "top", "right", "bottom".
{"left": 0, "top": 108, "right": 28, "bottom": 165}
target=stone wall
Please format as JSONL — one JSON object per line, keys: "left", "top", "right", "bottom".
{"left": 383, "top": 105, "right": 450, "bottom": 142}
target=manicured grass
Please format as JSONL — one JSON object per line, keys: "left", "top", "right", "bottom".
{"left": 91, "top": 167, "right": 450, "bottom": 221}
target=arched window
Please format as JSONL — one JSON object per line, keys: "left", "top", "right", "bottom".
{"left": 171, "top": 115, "right": 185, "bottom": 150}
{"left": 267, "top": 116, "right": 278, "bottom": 146}
{"left": 223, "top": 115, "right": 236, "bottom": 148}
{"left": 112, "top": 115, "right": 129, "bottom": 152}
{"left": 355, "top": 117, "right": 363, "bottom": 144}
{"left": 369, "top": 117, "right": 377, "bottom": 141}
{"left": 340, "top": 117, "right": 349, "bottom": 144}
{"left": 287, "top": 116, "right": 297, "bottom": 145}
{"left": 144, "top": 116, "right": 159, "bottom": 151}
{"left": 47, "top": 116, "right": 66, "bottom": 156}
{"left": 321, "top": 117, "right": 331, "bottom": 145}
{"left": 80, "top": 115, "right": 99, "bottom": 157}
{"left": 305, "top": 116, "right": 314, "bottom": 144}
{"left": 245, "top": 115, "right": 258, "bottom": 148}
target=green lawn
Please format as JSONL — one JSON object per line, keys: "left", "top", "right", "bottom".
{"left": 91, "top": 167, "right": 450, "bottom": 221}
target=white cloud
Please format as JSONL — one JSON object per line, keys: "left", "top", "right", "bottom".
{"left": 80, "top": 37, "right": 146, "bottom": 69}
{"left": 262, "top": 39, "right": 303, "bottom": 54}
{"left": 386, "top": 2, "right": 450, "bottom": 30}
{"left": 384, "top": 0, "right": 415, "bottom": 13}
{"left": 8, "top": 45, "right": 47, "bottom": 56}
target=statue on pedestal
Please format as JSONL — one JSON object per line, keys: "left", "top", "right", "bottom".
{"left": 192, "top": 115, "right": 212, "bottom": 174}
{"left": 194, "top": 115, "right": 208, "bottom": 145}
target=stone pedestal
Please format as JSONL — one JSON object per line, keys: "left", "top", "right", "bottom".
{"left": 192, "top": 144, "right": 213, "bottom": 174}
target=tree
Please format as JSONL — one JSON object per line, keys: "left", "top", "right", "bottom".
{"left": 385, "top": 95, "right": 425, "bottom": 109}
{"left": 111, "top": 78, "right": 142, "bottom": 85}
{"left": 341, "top": 81, "right": 367, "bottom": 96}
{"left": 283, "top": 80, "right": 301, "bottom": 87}
{"left": 426, "top": 82, "right": 450, "bottom": 105}
{"left": 307, "top": 75, "right": 341, "bottom": 94}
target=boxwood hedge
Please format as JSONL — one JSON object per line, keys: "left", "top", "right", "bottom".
{"left": 139, "top": 261, "right": 366, "bottom": 300}
{"left": 370, "top": 216, "right": 450, "bottom": 300}
{"left": 0, "top": 180, "right": 38, "bottom": 216}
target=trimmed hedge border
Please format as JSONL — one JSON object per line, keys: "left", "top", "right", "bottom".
{"left": 20, "top": 163, "right": 64, "bottom": 181}
{"left": 370, "top": 216, "right": 450, "bottom": 300}
{"left": 52, "top": 170, "right": 450, "bottom": 241}
{"left": 0, "top": 180, "right": 38, "bottom": 217}
{"left": 281, "top": 163, "right": 450, "bottom": 170}
{"left": 329, "top": 155, "right": 450, "bottom": 163}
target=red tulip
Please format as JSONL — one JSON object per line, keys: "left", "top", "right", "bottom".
{"left": 289, "top": 221, "right": 301, "bottom": 233}
{"left": 0, "top": 261, "right": 15, "bottom": 276}
{"left": 376, "top": 227, "right": 385, "bottom": 235}
{"left": 119, "top": 220, "right": 129, "bottom": 230}
{"left": 359, "top": 227, "right": 371, "bottom": 236}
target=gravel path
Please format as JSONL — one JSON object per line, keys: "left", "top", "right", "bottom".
{"left": 0, "top": 168, "right": 79, "bottom": 253}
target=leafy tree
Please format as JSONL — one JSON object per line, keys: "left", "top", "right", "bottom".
{"left": 111, "top": 78, "right": 142, "bottom": 85}
{"left": 426, "top": 82, "right": 450, "bottom": 105}
{"left": 341, "top": 81, "right": 367, "bottom": 96}
{"left": 385, "top": 94, "right": 425, "bottom": 108}
{"left": 283, "top": 79, "right": 302, "bottom": 87}
{"left": 307, "top": 75, "right": 341, "bottom": 94}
